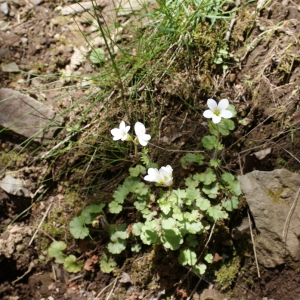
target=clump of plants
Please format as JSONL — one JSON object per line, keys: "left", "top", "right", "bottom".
{"left": 48, "top": 98, "right": 242, "bottom": 277}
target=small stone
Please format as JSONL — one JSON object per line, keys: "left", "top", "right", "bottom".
{"left": 21, "top": 37, "right": 28, "bottom": 45}
{"left": 29, "top": 0, "right": 44, "bottom": 5}
{"left": 0, "top": 88, "right": 64, "bottom": 143}
{"left": 229, "top": 73, "right": 236, "bottom": 83}
{"left": 1, "top": 62, "right": 20, "bottom": 72}
{"left": 0, "top": 2, "right": 9, "bottom": 15}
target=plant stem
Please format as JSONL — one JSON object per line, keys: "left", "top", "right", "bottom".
{"left": 213, "top": 126, "right": 220, "bottom": 160}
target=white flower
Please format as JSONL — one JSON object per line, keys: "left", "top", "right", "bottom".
{"left": 144, "top": 165, "right": 173, "bottom": 187}
{"left": 134, "top": 122, "right": 151, "bottom": 146}
{"left": 203, "top": 99, "right": 233, "bottom": 124}
{"left": 111, "top": 121, "right": 131, "bottom": 141}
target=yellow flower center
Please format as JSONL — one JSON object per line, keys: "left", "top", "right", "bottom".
{"left": 213, "top": 109, "right": 221, "bottom": 116}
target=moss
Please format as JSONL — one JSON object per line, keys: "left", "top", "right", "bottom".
{"left": 130, "top": 249, "right": 157, "bottom": 289}
{"left": 215, "top": 256, "right": 241, "bottom": 291}
{"left": 276, "top": 157, "right": 287, "bottom": 168}
{"left": 267, "top": 188, "right": 288, "bottom": 204}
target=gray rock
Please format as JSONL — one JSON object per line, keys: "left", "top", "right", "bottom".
{"left": 0, "top": 2, "right": 9, "bottom": 15}
{"left": 197, "top": 288, "right": 228, "bottom": 300}
{"left": 241, "top": 169, "right": 300, "bottom": 268}
{"left": 0, "top": 88, "right": 64, "bottom": 144}
{"left": 1, "top": 62, "right": 20, "bottom": 72}
{"left": 29, "top": 0, "right": 44, "bottom": 5}
{"left": 0, "top": 174, "right": 31, "bottom": 197}
{"left": 231, "top": 218, "right": 251, "bottom": 240}
{"left": 59, "top": 0, "right": 106, "bottom": 15}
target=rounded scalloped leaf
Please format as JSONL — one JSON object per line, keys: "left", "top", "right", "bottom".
{"left": 48, "top": 241, "right": 67, "bottom": 264}
{"left": 64, "top": 255, "right": 84, "bottom": 273}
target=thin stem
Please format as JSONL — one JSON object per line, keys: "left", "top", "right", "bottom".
{"left": 213, "top": 125, "right": 220, "bottom": 159}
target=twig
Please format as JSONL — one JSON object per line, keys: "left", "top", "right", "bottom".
{"left": 224, "top": 0, "right": 240, "bottom": 41}
{"left": 105, "top": 276, "right": 118, "bottom": 300}
{"left": 68, "top": 274, "right": 83, "bottom": 282}
{"left": 247, "top": 209, "right": 260, "bottom": 278}
{"left": 12, "top": 261, "right": 35, "bottom": 284}
{"left": 28, "top": 202, "right": 53, "bottom": 246}
{"left": 187, "top": 277, "right": 202, "bottom": 300}
{"left": 282, "top": 187, "right": 300, "bottom": 240}
{"left": 95, "top": 276, "right": 118, "bottom": 299}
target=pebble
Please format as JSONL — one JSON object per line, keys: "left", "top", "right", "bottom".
{"left": 0, "top": 2, "right": 9, "bottom": 15}
{"left": 1, "top": 62, "right": 20, "bottom": 72}
{"left": 30, "top": 0, "right": 44, "bottom": 5}
{"left": 21, "top": 37, "right": 28, "bottom": 45}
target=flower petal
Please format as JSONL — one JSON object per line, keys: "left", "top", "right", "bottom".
{"left": 138, "top": 134, "right": 151, "bottom": 146}
{"left": 203, "top": 110, "right": 214, "bottom": 119}
{"left": 220, "top": 110, "right": 233, "bottom": 119}
{"left": 212, "top": 115, "right": 221, "bottom": 124}
{"left": 161, "top": 165, "right": 173, "bottom": 174}
{"left": 144, "top": 168, "right": 160, "bottom": 182}
{"left": 207, "top": 99, "right": 218, "bottom": 111}
{"left": 119, "top": 121, "right": 126, "bottom": 130}
{"left": 218, "top": 99, "right": 229, "bottom": 110}
{"left": 134, "top": 122, "right": 146, "bottom": 136}
{"left": 111, "top": 128, "right": 122, "bottom": 140}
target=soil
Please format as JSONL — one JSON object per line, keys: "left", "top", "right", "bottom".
{"left": 1, "top": 0, "right": 300, "bottom": 299}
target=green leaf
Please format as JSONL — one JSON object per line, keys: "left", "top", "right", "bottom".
{"left": 201, "top": 135, "right": 223, "bottom": 150}
{"left": 99, "top": 254, "right": 117, "bottom": 273}
{"left": 222, "top": 196, "right": 239, "bottom": 211}
{"left": 69, "top": 216, "right": 89, "bottom": 239}
{"left": 221, "top": 173, "right": 242, "bottom": 196}
{"left": 184, "top": 210, "right": 200, "bottom": 222}
{"left": 195, "top": 196, "right": 211, "bottom": 211}
{"left": 113, "top": 185, "right": 130, "bottom": 203}
{"left": 201, "top": 135, "right": 218, "bottom": 150}
{"left": 109, "top": 201, "right": 122, "bottom": 214}
{"left": 227, "top": 104, "right": 237, "bottom": 117}
{"left": 64, "top": 255, "right": 84, "bottom": 273}
{"left": 209, "top": 159, "right": 222, "bottom": 168}
{"left": 180, "top": 153, "right": 204, "bottom": 169}
{"left": 194, "top": 168, "right": 216, "bottom": 185}
{"left": 207, "top": 205, "right": 228, "bottom": 221}
{"left": 132, "top": 222, "right": 143, "bottom": 236}
{"left": 161, "top": 218, "right": 177, "bottom": 229}
{"left": 186, "top": 235, "right": 198, "bottom": 247}
{"left": 48, "top": 241, "right": 67, "bottom": 264}
{"left": 179, "top": 248, "right": 197, "bottom": 266}
{"left": 167, "top": 189, "right": 187, "bottom": 206}
{"left": 192, "top": 263, "right": 207, "bottom": 275}
{"left": 161, "top": 228, "right": 183, "bottom": 250}
{"left": 134, "top": 199, "right": 147, "bottom": 211}
{"left": 183, "top": 221, "right": 204, "bottom": 234}
{"left": 109, "top": 224, "right": 129, "bottom": 241}
{"left": 131, "top": 244, "right": 142, "bottom": 252}
{"left": 140, "top": 220, "right": 160, "bottom": 245}
{"left": 202, "top": 182, "right": 219, "bottom": 199}
{"left": 90, "top": 48, "right": 105, "bottom": 64}
{"left": 208, "top": 119, "right": 235, "bottom": 136}
{"left": 129, "top": 165, "right": 146, "bottom": 177}
{"left": 131, "top": 182, "right": 149, "bottom": 195}
{"left": 185, "top": 175, "right": 199, "bottom": 188}
{"left": 186, "top": 187, "right": 201, "bottom": 203}
{"left": 108, "top": 240, "right": 127, "bottom": 254}
{"left": 158, "top": 198, "right": 172, "bottom": 215}
{"left": 81, "top": 204, "right": 105, "bottom": 224}
{"left": 204, "top": 253, "right": 213, "bottom": 264}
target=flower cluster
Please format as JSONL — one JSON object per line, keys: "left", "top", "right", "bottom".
{"left": 111, "top": 99, "right": 233, "bottom": 187}
{"left": 111, "top": 121, "right": 151, "bottom": 146}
